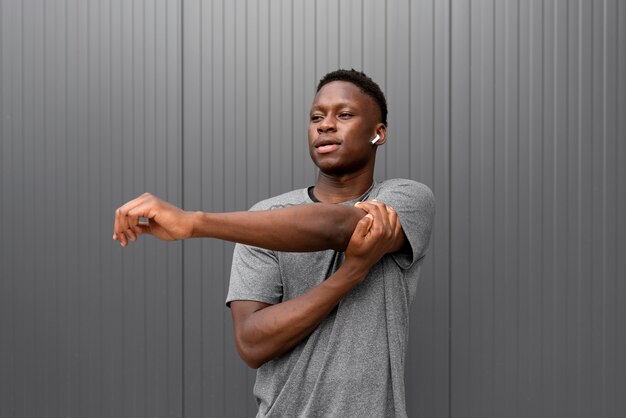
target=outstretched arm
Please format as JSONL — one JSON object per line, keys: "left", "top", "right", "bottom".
{"left": 112, "top": 192, "right": 364, "bottom": 252}
{"left": 230, "top": 201, "right": 404, "bottom": 368}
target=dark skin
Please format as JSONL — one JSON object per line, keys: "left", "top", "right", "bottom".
{"left": 112, "top": 81, "right": 404, "bottom": 368}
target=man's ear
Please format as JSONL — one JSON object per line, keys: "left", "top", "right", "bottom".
{"left": 373, "top": 124, "right": 387, "bottom": 145}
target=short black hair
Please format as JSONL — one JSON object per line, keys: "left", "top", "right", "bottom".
{"left": 316, "top": 69, "right": 388, "bottom": 126}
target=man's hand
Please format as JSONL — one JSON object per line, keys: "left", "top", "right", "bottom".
{"left": 112, "top": 193, "right": 194, "bottom": 247}
{"left": 344, "top": 200, "right": 404, "bottom": 274}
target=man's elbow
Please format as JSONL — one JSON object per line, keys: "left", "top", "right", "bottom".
{"left": 235, "top": 336, "right": 270, "bottom": 369}
{"left": 240, "top": 352, "right": 265, "bottom": 369}
{"left": 328, "top": 232, "right": 351, "bottom": 252}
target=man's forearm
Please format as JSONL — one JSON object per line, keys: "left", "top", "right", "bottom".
{"left": 231, "top": 257, "right": 370, "bottom": 368}
{"left": 190, "top": 204, "right": 365, "bottom": 252}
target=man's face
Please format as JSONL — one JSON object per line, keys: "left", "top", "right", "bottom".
{"left": 308, "top": 81, "right": 383, "bottom": 176}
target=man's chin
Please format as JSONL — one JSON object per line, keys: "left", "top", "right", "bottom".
{"left": 314, "top": 163, "right": 352, "bottom": 177}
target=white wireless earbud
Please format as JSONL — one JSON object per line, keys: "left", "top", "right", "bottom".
{"left": 370, "top": 134, "right": 380, "bottom": 144}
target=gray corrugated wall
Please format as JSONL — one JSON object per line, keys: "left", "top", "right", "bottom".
{"left": 450, "top": 1, "right": 625, "bottom": 417}
{"left": 0, "top": 0, "right": 184, "bottom": 417}
{"left": 0, "top": 1, "right": 624, "bottom": 418}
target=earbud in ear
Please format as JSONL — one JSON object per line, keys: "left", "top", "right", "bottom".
{"left": 370, "top": 134, "right": 381, "bottom": 144}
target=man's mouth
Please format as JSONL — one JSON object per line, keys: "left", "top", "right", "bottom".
{"left": 316, "top": 144, "right": 340, "bottom": 154}
{"left": 315, "top": 137, "right": 341, "bottom": 154}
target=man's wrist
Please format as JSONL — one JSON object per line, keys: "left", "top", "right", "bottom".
{"left": 337, "top": 258, "right": 370, "bottom": 284}
{"left": 187, "top": 210, "right": 205, "bottom": 239}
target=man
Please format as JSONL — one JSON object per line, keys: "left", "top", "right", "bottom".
{"left": 113, "top": 69, "right": 434, "bottom": 417}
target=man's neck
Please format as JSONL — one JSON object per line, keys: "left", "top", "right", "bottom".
{"left": 312, "top": 171, "right": 375, "bottom": 204}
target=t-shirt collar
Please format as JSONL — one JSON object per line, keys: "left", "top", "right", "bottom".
{"left": 307, "top": 182, "right": 377, "bottom": 205}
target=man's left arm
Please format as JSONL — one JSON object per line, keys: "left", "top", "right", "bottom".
{"left": 112, "top": 192, "right": 365, "bottom": 252}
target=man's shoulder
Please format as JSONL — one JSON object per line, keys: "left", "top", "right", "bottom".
{"left": 249, "top": 187, "right": 310, "bottom": 211}
{"left": 376, "top": 178, "right": 434, "bottom": 200}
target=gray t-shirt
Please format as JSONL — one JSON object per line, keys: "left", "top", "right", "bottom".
{"left": 226, "top": 179, "right": 435, "bottom": 417}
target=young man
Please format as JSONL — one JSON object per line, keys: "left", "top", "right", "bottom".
{"left": 113, "top": 69, "right": 435, "bottom": 417}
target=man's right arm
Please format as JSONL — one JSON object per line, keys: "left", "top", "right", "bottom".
{"left": 229, "top": 201, "right": 402, "bottom": 368}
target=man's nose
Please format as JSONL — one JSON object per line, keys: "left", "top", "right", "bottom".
{"left": 317, "top": 118, "right": 336, "bottom": 133}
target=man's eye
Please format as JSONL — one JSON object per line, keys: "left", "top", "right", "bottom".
{"left": 338, "top": 113, "right": 352, "bottom": 119}
{"left": 310, "top": 115, "right": 323, "bottom": 122}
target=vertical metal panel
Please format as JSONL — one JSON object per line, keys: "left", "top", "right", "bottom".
{"left": 0, "top": 0, "right": 183, "bottom": 417}
{"left": 338, "top": 0, "right": 364, "bottom": 69}
{"left": 405, "top": 0, "right": 452, "bottom": 416}
{"left": 315, "top": 0, "right": 340, "bottom": 79}
{"left": 450, "top": 1, "right": 626, "bottom": 417}
{"left": 8, "top": 1, "right": 29, "bottom": 416}
{"left": 494, "top": 1, "right": 520, "bottom": 415}
{"left": 618, "top": 4, "right": 626, "bottom": 417}
{"left": 450, "top": 0, "right": 472, "bottom": 416}
{"left": 0, "top": 0, "right": 14, "bottom": 415}
{"left": 386, "top": 0, "right": 411, "bottom": 180}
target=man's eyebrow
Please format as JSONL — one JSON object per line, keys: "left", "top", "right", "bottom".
{"left": 310, "top": 101, "right": 356, "bottom": 111}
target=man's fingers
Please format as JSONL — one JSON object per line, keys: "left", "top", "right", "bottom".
{"left": 355, "top": 200, "right": 400, "bottom": 242}
{"left": 113, "top": 195, "right": 151, "bottom": 246}
{"left": 118, "top": 230, "right": 128, "bottom": 247}
{"left": 385, "top": 205, "right": 399, "bottom": 230}
{"left": 127, "top": 201, "right": 154, "bottom": 219}
{"left": 365, "top": 201, "right": 391, "bottom": 232}
{"left": 114, "top": 208, "right": 130, "bottom": 245}
{"left": 354, "top": 213, "right": 374, "bottom": 237}
{"left": 347, "top": 200, "right": 404, "bottom": 263}
{"left": 355, "top": 200, "right": 387, "bottom": 214}
{"left": 126, "top": 203, "right": 154, "bottom": 230}
{"left": 126, "top": 228, "right": 137, "bottom": 242}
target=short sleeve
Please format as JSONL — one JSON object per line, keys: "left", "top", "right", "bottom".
{"left": 374, "top": 179, "right": 435, "bottom": 270}
{"left": 225, "top": 243, "right": 283, "bottom": 307}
